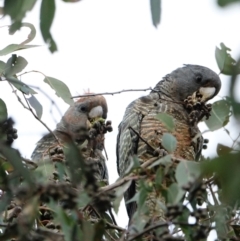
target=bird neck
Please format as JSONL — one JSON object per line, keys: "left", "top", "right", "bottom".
{"left": 151, "top": 75, "right": 175, "bottom": 100}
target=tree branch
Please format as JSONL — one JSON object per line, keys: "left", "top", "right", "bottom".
{"left": 71, "top": 88, "right": 153, "bottom": 98}
{"left": 8, "top": 82, "right": 60, "bottom": 144}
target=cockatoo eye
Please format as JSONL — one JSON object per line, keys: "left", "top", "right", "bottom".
{"left": 79, "top": 104, "right": 88, "bottom": 112}
{"left": 195, "top": 74, "right": 202, "bottom": 83}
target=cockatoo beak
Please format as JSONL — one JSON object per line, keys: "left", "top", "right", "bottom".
{"left": 199, "top": 87, "right": 216, "bottom": 102}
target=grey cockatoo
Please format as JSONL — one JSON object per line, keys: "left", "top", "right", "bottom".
{"left": 116, "top": 65, "right": 221, "bottom": 225}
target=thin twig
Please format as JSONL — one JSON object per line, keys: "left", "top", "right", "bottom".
{"left": 8, "top": 82, "right": 59, "bottom": 143}
{"left": 17, "top": 70, "right": 64, "bottom": 118}
{"left": 128, "top": 221, "right": 197, "bottom": 241}
{"left": 129, "top": 126, "right": 155, "bottom": 151}
{"left": 208, "top": 182, "right": 219, "bottom": 205}
{"left": 22, "top": 92, "right": 59, "bottom": 143}
{"left": 21, "top": 157, "right": 38, "bottom": 169}
{"left": 105, "top": 222, "right": 125, "bottom": 232}
{"left": 128, "top": 222, "right": 169, "bottom": 241}
{"left": 71, "top": 88, "right": 184, "bottom": 106}
{"left": 99, "top": 158, "right": 159, "bottom": 195}
{"left": 99, "top": 175, "right": 140, "bottom": 194}
{"left": 109, "top": 208, "right": 118, "bottom": 226}
{"left": 105, "top": 230, "right": 118, "bottom": 241}
{"left": 71, "top": 88, "right": 153, "bottom": 98}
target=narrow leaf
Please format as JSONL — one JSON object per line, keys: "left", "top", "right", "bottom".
{"left": 162, "top": 133, "right": 177, "bottom": 153}
{"left": 217, "top": 0, "right": 240, "bottom": 7}
{"left": 217, "top": 143, "right": 232, "bottom": 156}
{"left": 40, "top": 0, "right": 57, "bottom": 52}
{"left": 6, "top": 76, "right": 37, "bottom": 95}
{"left": 156, "top": 113, "right": 175, "bottom": 131}
{"left": 204, "top": 99, "right": 231, "bottom": 131}
{"left": 150, "top": 0, "right": 161, "bottom": 28}
{"left": 27, "top": 95, "right": 43, "bottom": 119}
{"left": 148, "top": 154, "right": 172, "bottom": 169}
{"left": 167, "top": 183, "right": 185, "bottom": 204}
{"left": 0, "top": 61, "right": 6, "bottom": 75}
{"left": 0, "top": 99, "right": 8, "bottom": 122}
{"left": 113, "top": 180, "right": 131, "bottom": 214}
{"left": 0, "top": 44, "right": 40, "bottom": 56}
{"left": 43, "top": 76, "right": 73, "bottom": 105}
{"left": 175, "top": 161, "right": 200, "bottom": 187}
{"left": 215, "top": 43, "right": 240, "bottom": 75}
{"left": 4, "top": 0, "right": 37, "bottom": 33}
{"left": 19, "top": 22, "right": 37, "bottom": 45}
{"left": 0, "top": 144, "right": 33, "bottom": 184}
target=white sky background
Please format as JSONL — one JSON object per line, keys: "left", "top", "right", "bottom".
{"left": 1, "top": 0, "right": 240, "bottom": 238}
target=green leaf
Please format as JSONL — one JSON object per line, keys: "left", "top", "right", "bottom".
{"left": 113, "top": 180, "right": 131, "bottom": 214}
{"left": 0, "top": 144, "right": 33, "bottom": 184}
{"left": 40, "top": 0, "right": 57, "bottom": 52}
{"left": 150, "top": 0, "right": 161, "bottom": 28}
{"left": 6, "top": 76, "right": 37, "bottom": 95}
{"left": 162, "top": 133, "right": 177, "bottom": 153}
{"left": 204, "top": 99, "right": 231, "bottom": 131}
{"left": 27, "top": 95, "right": 43, "bottom": 119}
{"left": 4, "top": 0, "right": 37, "bottom": 33}
{"left": 215, "top": 43, "right": 240, "bottom": 75}
{"left": 217, "top": 0, "right": 240, "bottom": 7}
{"left": 201, "top": 152, "right": 240, "bottom": 205}
{"left": 5, "top": 55, "right": 28, "bottom": 76}
{"left": 232, "top": 224, "right": 240, "bottom": 238}
{"left": 77, "top": 191, "right": 91, "bottom": 208}
{"left": 93, "top": 220, "right": 105, "bottom": 241}
{"left": 0, "top": 44, "right": 40, "bottom": 56}
{"left": 0, "top": 61, "right": 6, "bottom": 75}
{"left": 175, "top": 161, "right": 200, "bottom": 187}
{"left": 43, "top": 76, "right": 73, "bottom": 105}
{"left": 18, "top": 22, "right": 37, "bottom": 45}
{"left": 148, "top": 154, "right": 172, "bottom": 169}
{"left": 167, "top": 183, "right": 185, "bottom": 204}
{"left": 0, "top": 99, "right": 8, "bottom": 122}
{"left": 217, "top": 143, "right": 232, "bottom": 156}
{"left": 156, "top": 113, "right": 175, "bottom": 131}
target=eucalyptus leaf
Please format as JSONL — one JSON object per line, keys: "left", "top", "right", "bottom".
{"left": 43, "top": 76, "right": 73, "bottom": 105}
{"left": 4, "top": 0, "right": 37, "bottom": 33}
{"left": 19, "top": 22, "right": 37, "bottom": 45}
{"left": 40, "top": 0, "right": 57, "bottom": 52}
{"left": 204, "top": 99, "right": 231, "bottom": 131}
{"left": 0, "top": 44, "right": 40, "bottom": 56}
{"left": 162, "top": 133, "right": 177, "bottom": 153}
{"left": 27, "top": 95, "right": 43, "bottom": 119}
{"left": 175, "top": 160, "right": 200, "bottom": 187}
{"left": 5, "top": 55, "right": 28, "bottom": 76}
{"left": 217, "top": 0, "right": 240, "bottom": 7}
{"left": 167, "top": 183, "right": 185, "bottom": 204}
{"left": 0, "top": 61, "right": 6, "bottom": 75}
{"left": 150, "top": 0, "right": 161, "bottom": 28}
{"left": 113, "top": 180, "right": 131, "bottom": 214}
{"left": 0, "top": 99, "right": 8, "bottom": 122}
{"left": 217, "top": 143, "right": 232, "bottom": 156}
{"left": 215, "top": 43, "right": 240, "bottom": 75}
{"left": 148, "top": 154, "right": 172, "bottom": 169}
{"left": 0, "top": 144, "right": 33, "bottom": 184}
{"left": 6, "top": 76, "right": 37, "bottom": 95}
{"left": 156, "top": 113, "right": 175, "bottom": 131}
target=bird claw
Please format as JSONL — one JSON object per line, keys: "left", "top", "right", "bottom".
{"left": 184, "top": 94, "right": 212, "bottom": 124}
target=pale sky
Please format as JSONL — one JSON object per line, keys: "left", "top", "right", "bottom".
{"left": 0, "top": 0, "right": 240, "bottom": 238}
